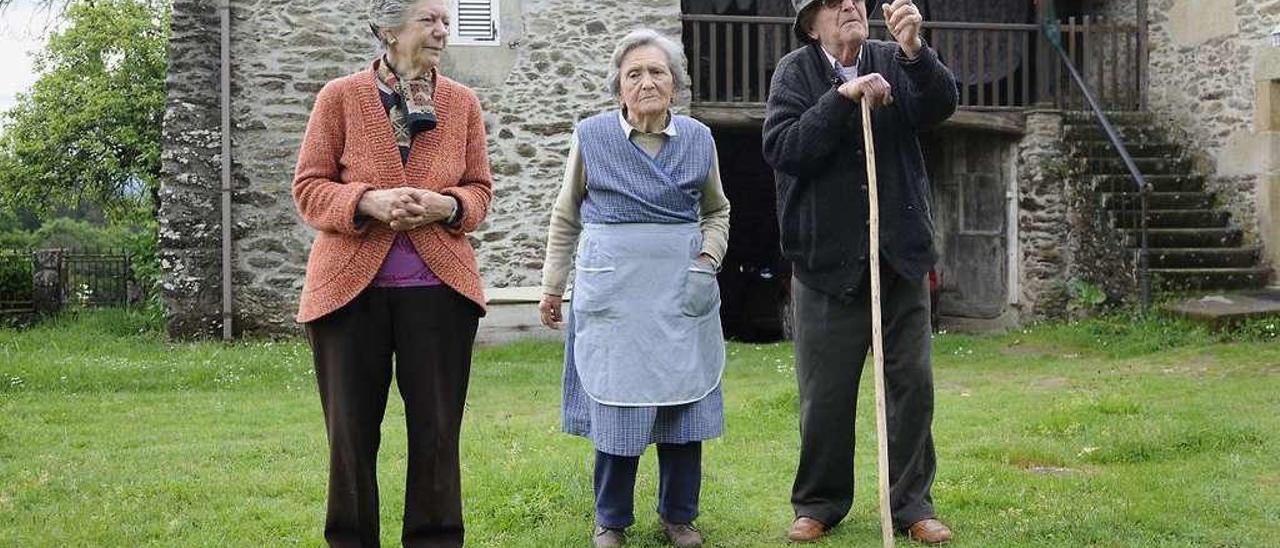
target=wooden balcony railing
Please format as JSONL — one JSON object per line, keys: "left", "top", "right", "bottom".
{"left": 681, "top": 14, "right": 1146, "bottom": 112}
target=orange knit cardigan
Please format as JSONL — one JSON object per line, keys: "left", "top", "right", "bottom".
{"left": 292, "top": 67, "right": 493, "bottom": 323}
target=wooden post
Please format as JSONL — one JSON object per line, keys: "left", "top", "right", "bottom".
{"left": 861, "top": 100, "right": 895, "bottom": 548}
{"left": 1035, "top": 0, "right": 1052, "bottom": 107}
{"left": 1137, "top": 0, "right": 1149, "bottom": 110}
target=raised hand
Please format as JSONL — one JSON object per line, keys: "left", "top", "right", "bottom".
{"left": 882, "top": 0, "right": 924, "bottom": 59}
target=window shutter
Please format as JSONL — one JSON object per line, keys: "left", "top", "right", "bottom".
{"left": 452, "top": 0, "right": 499, "bottom": 45}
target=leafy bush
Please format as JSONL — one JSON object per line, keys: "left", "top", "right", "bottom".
{"left": 1069, "top": 279, "right": 1109, "bottom": 310}
{"left": 0, "top": 250, "right": 33, "bottom": 302}
{"left": 30, "top": 218, "right": 132, "bottom": 251}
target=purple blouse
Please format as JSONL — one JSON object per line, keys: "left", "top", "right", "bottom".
{"left": 372, "top": 233, "right": 443, "bottom": 288}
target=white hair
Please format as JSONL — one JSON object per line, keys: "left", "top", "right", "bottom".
{"left": 605, "top": 29, "right": 689, "bottom": 98}
{"left": 367, "top": 0, "right": 418, "bottom": 51}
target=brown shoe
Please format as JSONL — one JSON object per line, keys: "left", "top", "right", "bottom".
{"left": 786, "top": 517, "right": 827, "bottom": 542}
{"left": 659, "top": 517, "right": 703, "bottom": 547}
{"left": 907, "top": 518, "right": 953, "bottom": 544}
{"left": 593, "top": 525, "right": 627, "bottom": 547}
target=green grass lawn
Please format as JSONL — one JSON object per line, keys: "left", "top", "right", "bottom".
{"left": 1, "top": 309, "right": 1277, "bottom": 547}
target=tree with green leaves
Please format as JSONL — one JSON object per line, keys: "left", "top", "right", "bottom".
{"left": 0, "top": 0, "right": 170, "bottom": 223}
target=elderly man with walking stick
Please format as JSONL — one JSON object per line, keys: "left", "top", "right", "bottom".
{"left": 762, "top": 0, "right": 957, "bottom": 544}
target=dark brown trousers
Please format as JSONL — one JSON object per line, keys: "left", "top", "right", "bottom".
{"left": 305, "top": 286, "right": 479, "bottom": 548}
{"left": 790, "top": 268, "right": 937, "bottom": 531}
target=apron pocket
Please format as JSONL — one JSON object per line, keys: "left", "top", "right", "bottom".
{"left": 680, "top": 266, "right": 720, "bottom": 317}
{"left": 573, "top": 266, "right": 617, "bottom": 314}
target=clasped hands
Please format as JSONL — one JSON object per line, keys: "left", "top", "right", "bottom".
{"left": 358, "top": 187, "right": 457, "bottom": 232}
{"left": 836, "top": 0, "right": 925, "bottom": 109}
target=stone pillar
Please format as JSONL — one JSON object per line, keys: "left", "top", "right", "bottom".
{"left": 1255, "top": 49, "right": 1280, "bottom": 281}
{"left": 159, "top": 0, "right": 226, "bottom": 339}
{"left": 1016, "top": 110, "right": 1071, "bottom": 320}
{"left": 32, "top": 249, "right": 65, "bottom": 316}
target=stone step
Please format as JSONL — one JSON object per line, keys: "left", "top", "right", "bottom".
{"left": 1091, "top": 174, "right": 1204, "bottom": 193}
{"left": 1103, "top": 191, "right": 1214, "bottom": 210}
{"left": 1111, "top": 209, "right": 1229, "bottom": 229}
{"left": 1143, "top": 247, "right": 1262, "bottom": 269}
{"left": 1064, "top": 123, "right": 1164, "bottom": 142}
{"left": 1165, "top": 289, "right": 1280, "bottom": 328}
{"left": 1074, "top": 141, "right": 1180, "bottom": 158}
{"left": 1084, "top": 156, "right": 1190, "bottom": 175}
{"left": 1150, "top": 267, "right": 1273, "bottom": 292}
{"left": 1061, "top": 111, "right": 1154, "bottom": 126}
{"left": 1121, "top": 227, "right": 1242, "bottom": 248}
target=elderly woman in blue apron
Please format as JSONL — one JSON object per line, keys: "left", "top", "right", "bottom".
{"left": 538, "top": 28, "right": 731, "bottom": 548}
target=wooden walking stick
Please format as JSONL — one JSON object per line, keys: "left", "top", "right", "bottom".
{"left": 861, "top": 99, "right": 895, "bottom": 548}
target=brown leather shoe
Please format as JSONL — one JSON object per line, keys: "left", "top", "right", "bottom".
{"left": 786, "top": 517, "right": 827, "bottom": 542}
{"left": 659, "top": 517, "right": 703, "bottom": 547}
{"left": 593, "top": 525, "right": 627, "bottom": 547}
{"left": 907, "top": 518, "right": 953, "bottom": 544}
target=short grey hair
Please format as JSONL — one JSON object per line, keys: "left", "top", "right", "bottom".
{"left": 367, "top": 0, "right": 416, "bottom": 51}
{"left": 605, "top": 29, "right": 689, "bottom": 98}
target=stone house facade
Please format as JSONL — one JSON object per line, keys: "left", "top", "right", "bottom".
{"left": 159, "top": 0, "right": 1277, "bottom": 338}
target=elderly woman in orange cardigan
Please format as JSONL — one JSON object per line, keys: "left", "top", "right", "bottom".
{"left": 290, "top": 0, "right": 492, "bottom": 545}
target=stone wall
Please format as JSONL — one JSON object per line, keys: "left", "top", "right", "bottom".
{"left": 450, "top": 0, "right": 684, "bottom": 289}
{"left": 158, "top": 0, "right": 224, "bottom": 338}
{"left": 1016, "top": 111, "right": 1072, "bottom": 319}
{"left": 160, "top": 0, "right": 682, "bottom": 337}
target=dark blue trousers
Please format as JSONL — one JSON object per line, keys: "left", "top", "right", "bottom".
{"left": 594, "top": 442, "right": 702, "bottom": 528}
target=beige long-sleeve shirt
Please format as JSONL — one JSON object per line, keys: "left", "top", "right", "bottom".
{"left": 540, "top": 112, "right": 731, "bottom": 296}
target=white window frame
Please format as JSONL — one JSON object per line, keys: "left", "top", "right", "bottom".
{"left": 450, "top": 0, "right": 501, "bottom": 46}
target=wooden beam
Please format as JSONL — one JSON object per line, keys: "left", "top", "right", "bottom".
{"left": 690, "top": 105, "right": 768, "bottom": 129}
{"left": 943, "top": 110, "right": 1026, "bottom": 135}
{"left": 690, "top": 105, "right": 1026, "bottom": 135}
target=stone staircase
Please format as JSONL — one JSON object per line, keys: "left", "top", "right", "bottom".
{"left": 1063, "top": 112, "right": 1273, "bottom": 291}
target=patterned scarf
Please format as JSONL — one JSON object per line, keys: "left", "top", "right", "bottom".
{"left": 373, "top": 57, "right": 438, "bottom": 148}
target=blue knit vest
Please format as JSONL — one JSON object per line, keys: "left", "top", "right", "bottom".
{"left": 577, "top": 111, "right": 714, "bottom": 224}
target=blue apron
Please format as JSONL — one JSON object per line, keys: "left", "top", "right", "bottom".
{"left": 571, "top": 222, "right": 725, "bottom": 406}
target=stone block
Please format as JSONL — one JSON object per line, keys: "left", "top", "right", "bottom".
{"left": 1258, "top": 80, "right": 1280, "bottom": 133}
{"left": 1167, "top": 0, "right": 1238, "bottom": 46}
{"left": 1216, "top": 130, "right": 1277, "bottom": 177}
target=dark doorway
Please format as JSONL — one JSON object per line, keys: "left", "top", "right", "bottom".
{"left": 709, "top": 125, "right": 792, "bottom": 342}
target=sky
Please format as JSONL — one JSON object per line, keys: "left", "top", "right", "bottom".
{"left": 0, "top": 1, "right": 59, "bottom": 114}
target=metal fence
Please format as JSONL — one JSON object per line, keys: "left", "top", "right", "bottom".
{"left": 64, "top": 249, "right": 133, "bottom": 307}
{"left": 0, "top": 248, "right": 133, "bottom": 316}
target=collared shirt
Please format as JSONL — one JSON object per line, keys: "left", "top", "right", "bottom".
{"left": 821, "top": 45, "right": 862, "bottom": 82}
{"left": 615, "top": 109, "right": 679, "bottom": 160}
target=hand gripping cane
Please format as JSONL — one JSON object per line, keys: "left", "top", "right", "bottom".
{"left": 861, "top": 99, "right": 895, "bottom": 548}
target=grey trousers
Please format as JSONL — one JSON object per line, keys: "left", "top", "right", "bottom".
{"left": 790, "top": 267, "right": 937, "bottom": 530}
